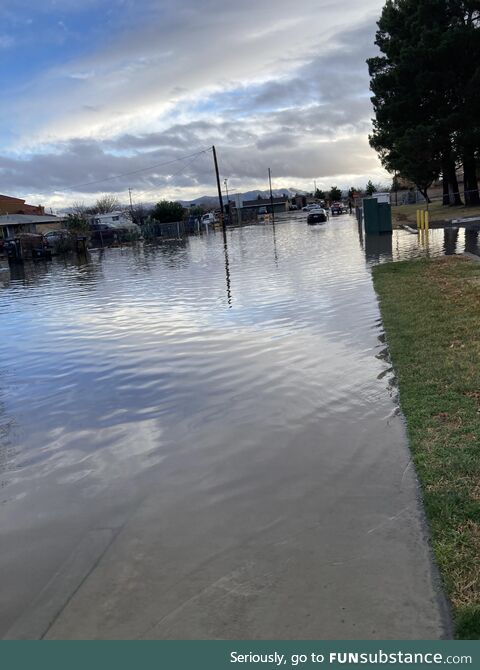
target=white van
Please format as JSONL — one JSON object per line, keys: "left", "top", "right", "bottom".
{"left": 201, "top": 212, "right": 216, "bottom": 225}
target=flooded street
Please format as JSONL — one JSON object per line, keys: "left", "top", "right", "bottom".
{"left": 0, "top": 215, "right": 455, "bottom": 638}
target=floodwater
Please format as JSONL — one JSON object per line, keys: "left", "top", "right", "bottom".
{"left": 0, "top": 214, "right": 460, "bottom": 639}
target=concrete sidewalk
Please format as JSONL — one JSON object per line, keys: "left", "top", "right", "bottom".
{"left": 6, "top": 410, "right": 451, "bottom": 640}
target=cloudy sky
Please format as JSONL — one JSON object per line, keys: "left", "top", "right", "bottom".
{"left": 0, "top": 0, "right": 389, "bottom": 209}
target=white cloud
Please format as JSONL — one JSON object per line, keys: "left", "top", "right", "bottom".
{"left": 1, "top": 0, "right": 389, "bottom": 206}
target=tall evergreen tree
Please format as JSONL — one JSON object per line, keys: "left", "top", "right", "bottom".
{"left": 368, "top": 0, "right": 480, "bottom": 206}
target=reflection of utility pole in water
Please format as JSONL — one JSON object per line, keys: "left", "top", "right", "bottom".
{"left": 444, "top": 227, "right": 459, "bottom": 255}
{"left": 222, "top": 226, "right": 232, "bottom": 307}
{"left": 357, "top": 218, "right": 364, "bottom": 249}
{"left": 465, "top": 228, "right": 479, "bottom": 255}
{"left": 271, "top": 217, "right": 279, "bottom": 266}
{"left": 224, "top": 179, "right": 230, "bottom": 226}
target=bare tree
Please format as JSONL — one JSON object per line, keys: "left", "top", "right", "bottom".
{"left": 129, "top": 203, "right": 152, "bottom": 225}
{"left": 70, "top": 201, "right": 89, "bottom": 220}
{"left": 93, "top": 194, "right": 121, "bottom": 214}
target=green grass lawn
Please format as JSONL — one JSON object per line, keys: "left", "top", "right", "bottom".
{"left": 372, "top": 256, "right": 480, "bottom": 639}
{"left": 392, "top": 201, "right": 480, "bottom": 227}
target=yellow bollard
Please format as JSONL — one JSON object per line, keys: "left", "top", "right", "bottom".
{"left": 416, "top": 209, "right": 421, "bottom": 232}
{"left": 424, "top": 210, "right": 429, "bottom": 232}
{"left": 420, "top": 210, "right": 425, "bottom": 231}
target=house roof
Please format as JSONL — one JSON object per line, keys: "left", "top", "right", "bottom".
{"left": 0, "top": 194, "right": 25, "bottom": 203}
{"left": 0, "top": 214, "right": 63, "bottom": 225}
{"left": 89, "top": 211, "right": 128, "bottom": 218}
{"left": 241, "top": 196, "right": 291, "bottom": 207}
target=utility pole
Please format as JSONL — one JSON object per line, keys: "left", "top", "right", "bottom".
{"left": 268, "top": 168, "right": 275, "bottom": 225}
{"left": 128, "top": 188, "right": 134, "bottom": 218}
{"left": 314, "top": 180, "right": 317, "bottom": 197}
{"left": 212, "top": 145, "right": 225, "bottom": 227}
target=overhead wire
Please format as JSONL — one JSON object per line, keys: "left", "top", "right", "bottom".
{"left": 42, "top": 146, "right": 213, "bottom": 196}
{"left": 130, "top": 150, "right": 211, "bottom": 202}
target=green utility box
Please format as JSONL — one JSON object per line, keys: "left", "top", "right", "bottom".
{"left": 378, "top": 202, "right": 392, "bottom": 233}
{"left": 362, "top": 197, "right": 392, "bottom": 235}
{"left": 363, "top": 197, "right": 379, "bottom": 235}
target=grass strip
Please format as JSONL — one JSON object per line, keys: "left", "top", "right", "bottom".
{"left": 392, "top": 201, "right": 480, "bottom": 227}
{"left": 372, "top": 256, "right": 480, "bottom": 639}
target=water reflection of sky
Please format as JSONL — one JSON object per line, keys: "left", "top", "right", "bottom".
{"left": 362, "top": 225, "right": 480, "bottom": 265}
{"left": 0, "top": 215, "right": 477, "bottom": 633}
{"left": 1, "top": 221, "right": 477, "bottom": 500}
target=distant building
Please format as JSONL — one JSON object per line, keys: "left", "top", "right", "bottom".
{"left": 0, "top": 214, "right": 63, "bottom": 239}
{"left": 0, "top": 194, "right": 45, "bottom": 216}
{"left": 292, "top": 194, "right": 311, "bottom": 209}
{"left": 232, "top": 195, "right": 292, "bottom": 221}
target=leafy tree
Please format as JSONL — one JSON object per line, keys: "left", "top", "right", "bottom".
{"left": 65, "top": 213, "right": 90, "bottom": 233}
{"left": 348, "top": 186, "right": 362, "bottom": 199}
{"left": 367, "top": 1, "right": 441, "bottom": 203}
{"left": 315, "top": 188, "right": 326, "bottom": 200}
{"left": 365, "top": 180, "right": 377, "bottom": 196}
{"left": 329, "top": 186, "right": 342, "bottom": 201}
{"left": 368, "top": 0, "right": 480, "bottom": 206}
{"left": 189, "top": 205, "right": 206, "bottom": 217}
{"left": 151, "top": 200, "right": 185, "bottom": 223}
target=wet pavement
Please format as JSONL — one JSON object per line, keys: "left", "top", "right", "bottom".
{"left": 0, "top": 214, "right": 457, "bottom": 639}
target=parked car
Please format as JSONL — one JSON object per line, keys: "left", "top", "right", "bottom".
{"left": 43, "top": 229, "right": 71, "bottom": 247}
{"left": 330, "top": 202, "right": 343, "bottom": 216}
{"left": 4, "top": 233, "right": 52, "bottom": 261}
{"left": 307, "top": 210, "right": 327, "bottom": 225}
{"left": 89, "top": 223, "right": 120, "bottom": 245}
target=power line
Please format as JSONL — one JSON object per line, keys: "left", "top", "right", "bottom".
{"left": 129, "top": 151, "right": 210, "bottom": 201}
{"left": 63, "top": 147, "right": 212, "bottom": 192}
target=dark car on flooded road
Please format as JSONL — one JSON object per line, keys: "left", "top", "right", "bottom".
{"left": 307, "top": 209, "right": 327, "bottom": 225}
{"left": 330, "top": 202, "right": 344, "bottom": 216}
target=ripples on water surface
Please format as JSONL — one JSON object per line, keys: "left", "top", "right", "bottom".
{"left": 0, "top": 215, "right": 475, "bottom": 633}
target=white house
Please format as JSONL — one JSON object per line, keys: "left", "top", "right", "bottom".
{"left": 89, "top": 211, "right": 139, "bottom": 231}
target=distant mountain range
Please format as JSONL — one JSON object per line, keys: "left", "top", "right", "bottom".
{"left": 59, "top": 188, "right": 309, "bottom": 216}
{"left": 179, "top": 188, "right": 307, "bottom": 208}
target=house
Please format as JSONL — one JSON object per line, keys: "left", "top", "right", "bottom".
{"left": 231, "top": 195, "right": 292, "bottom": 222}
{"left": 0, "top": 214, "right": 64, "bottom": 239}
{"left": 0, "top": 194, "right": 45, "bottom": 216}
{"left": 88, "top": 211, "right": 138, "bottom": 230}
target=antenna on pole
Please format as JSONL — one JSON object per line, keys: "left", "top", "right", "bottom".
{"left": 212, "top": 145, "right": 225, "bottom": 228}
{"left": 268, "top": 168, "right": 275, "bottom": 225}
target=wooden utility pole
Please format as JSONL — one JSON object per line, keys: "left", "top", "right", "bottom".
{"left": 128, "top": 188, "right": 134, "bottom": 217}
{"left": 212, "top": 145, "right": 225, "bottom": 227}
{"left": 268, "top": 168, "right": 275, "bottom": 225}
